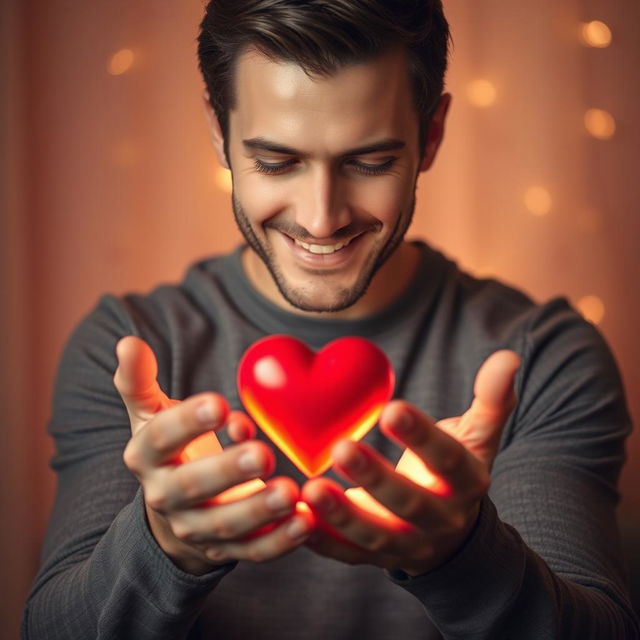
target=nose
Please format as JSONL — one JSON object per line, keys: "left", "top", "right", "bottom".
{"left": 293, "top": 164, "right": 351, "bottom": 239}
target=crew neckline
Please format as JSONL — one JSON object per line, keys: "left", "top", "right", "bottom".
{"left": 218, "top": 240, "right": 447, "bottom": 347}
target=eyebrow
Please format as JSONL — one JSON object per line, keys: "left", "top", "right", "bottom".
{"left": 242, "top": 137, "right": 406, "bottom": 157}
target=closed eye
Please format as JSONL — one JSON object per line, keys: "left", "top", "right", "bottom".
{"left": 253, "top": 158, "right": 396, "bottom": 177}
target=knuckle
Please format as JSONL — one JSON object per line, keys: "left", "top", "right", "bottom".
{"left": 438, "top": 447, "right": 465, "bottom": 475}
{"left": 146, "top": 422, "right": 174, "bottom": 455}
{"left": 363, "top": 533, "right": 390, "bottom": 553}
{"left": 174, "top": 471, "right": 204, "bottom": 503}
{"left": 414, "top": 543, "right": 434, "bottom": 562}
{"left": 330, "top": 509, "right": 351, "bottom": 529}
{"left": 246, "top": 544, "right": 268, "bottom": 564}
{"left": 394, "top": 493, "right": 425, "bottom": 522}
{"left": 210, "top": 521, "right": 236, "bottom": 541}
{"left": 448, "top": 513, "right": 467, "bottom": 536}
{"left": 122, "top": 442, "right": 142, "bottom": 473}
{"left": 171, "top": 521, "right": 193, "bottom": 542}
{"left": 206, "top": 546, "right": 229, "bottom": 563}
{"left": 145, "top": 488, "right": 169, "bottom": 513}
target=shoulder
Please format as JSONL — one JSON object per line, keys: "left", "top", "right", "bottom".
{"left": 54, "top": 252, "right": 235, "bottom": 406}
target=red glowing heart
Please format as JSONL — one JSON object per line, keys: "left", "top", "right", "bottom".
{"left": 237, "top": 335, "right": 395, "bottom": 477}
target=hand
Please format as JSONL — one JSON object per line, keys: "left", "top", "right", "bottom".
{"left": 301, "top": 350, "right": 520, "bottom": 576}
{"left": 115, "top": 336, "right": 314, "bottom": 576}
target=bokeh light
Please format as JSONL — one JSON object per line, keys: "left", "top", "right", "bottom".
{"left": 580, "top": 21, "right": 612, "bottom": 48}
{"left": 215, "top": 166, "right": 233, "bottom": 193}
{"left": 107, "top": 48, "right": 135, "bottom": 76}
{"left": 576, "top": 295, "right": 606, "bottom": 325}
{"left": 524, "top": 186, "right": 552, "bottom": 216}
{"left": 466, "top": 79, "right": 497, "bottom": 108}
{"left": 584, "top": 108, "right": 616, "bottom": 140}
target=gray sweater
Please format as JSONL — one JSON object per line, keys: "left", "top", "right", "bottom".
{"left": 22, "top": 242, "right": 639, "bottom": 639}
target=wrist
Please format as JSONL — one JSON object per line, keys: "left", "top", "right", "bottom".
{"left": 401, "top": 499, "right": 482, "bottom": 577}
{"left": 144, "top": 502, "right": 220, "bottom": 576}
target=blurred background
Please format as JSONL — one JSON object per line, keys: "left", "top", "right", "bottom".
{"left": 1, "top": 0, "right": 639, "bottom": 636}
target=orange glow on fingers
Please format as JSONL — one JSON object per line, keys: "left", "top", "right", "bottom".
{"left": 344, "top": 448, "right": 451, "bottom": 524}
{"left": 179, "top": 431, "right": 266, "bottom": 504}
{"left": 395, "top": 448, "right": 451, "bottom": 497}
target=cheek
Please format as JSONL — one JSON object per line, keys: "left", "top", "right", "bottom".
{"left": 235, "top": 177, "right": 289, "bottom": 225}
{"left": 352, "top": 178, "right": 412, "bottom": 224}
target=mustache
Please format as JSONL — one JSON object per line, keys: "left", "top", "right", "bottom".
{"left": 264, "top": 220, "right": 381, "bottom": 241}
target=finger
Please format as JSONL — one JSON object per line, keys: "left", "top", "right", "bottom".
{"left": 169, "top": 476, "right": 298, "bottom": 543}
{"left": 205, "top": 508, "right": 315, "bottom": 565}
{"left": 150, "top": 442, "right": 277, "bottom": 513}
{"left": 226, "top": 411, "right": 257, "bottom": 443}
{"left": 472, "top": 349, "right": 521, "bottom": 418}
{"left": 329, "top": 439, "right": 451, "bottom": 530}
{"left": 302, "top": 477, "right": 420, "bottom": 557}
{"left": 114, "top": 336, "right": 171, "bottom": 428}
{"left": 123, "top": 392, "right": 230, "bottom": 472}
{"left": 455, "top": 350, "right": 521, "bottom": 467}
{"left": 379, "top": 401, "right": 486, "bottom": 496}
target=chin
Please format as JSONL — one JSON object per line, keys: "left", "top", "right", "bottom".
{"left": 271, "top": 270, "right": 375, "bottom": 313}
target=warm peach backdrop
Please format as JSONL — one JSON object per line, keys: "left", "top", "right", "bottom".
{"left": 2, "top": 1, "right": 639, "bottom": 636}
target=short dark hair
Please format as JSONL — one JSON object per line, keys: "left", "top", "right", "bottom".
{"left": 197, "top": 0, "right": 450, "bottom": 164}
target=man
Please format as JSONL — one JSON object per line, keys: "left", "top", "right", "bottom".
{"left": 22, "top": 1, "right": 639, "bottom": 638}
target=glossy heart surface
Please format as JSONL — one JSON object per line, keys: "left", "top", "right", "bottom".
{"left": 237, "top": 335, "right": 395, "bottom": 477}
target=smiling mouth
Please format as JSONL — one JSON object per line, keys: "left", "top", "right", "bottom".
{"left": 292, "top": 237, "right": 355, "bottom": 255}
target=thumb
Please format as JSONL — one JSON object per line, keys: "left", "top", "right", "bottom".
{"left": 470, "top": 349, "right": 521, "bottom": 420}
{"left": 443, "top": 350, "right": 520, "bottom": 469}
{"left": 113, "top": 336, "right": 173, "bottom": 430}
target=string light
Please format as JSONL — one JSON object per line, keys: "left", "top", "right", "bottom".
{"left": 108, "top": 48, "right": 135, "bottom": 76}
{"left": 215, "top": 167, "right": 232, "bottom": 193}
{"left": 584, "top": 108, "right": 616, "bottom": 140}
{"left": 576, "top": 295, "right": 605, "bottom": 325}
{"left": 466, "top": 79, "right": 497, "bottom": 108}
{"left": 523, "top": 186, "right": 552, "bottom": 216}
{"left": 580, "top": 21, "right": 612, "bottom": 48}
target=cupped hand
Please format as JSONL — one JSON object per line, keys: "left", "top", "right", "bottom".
{"left": 301, "top": 350, "right": 520, "bottom": 576}
{"left": 115, "top": 336, "right": 314, "bottom": 575}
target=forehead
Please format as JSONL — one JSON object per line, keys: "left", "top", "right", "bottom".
{"left": 229, "top": 47, "right": 418, "bottom": 152}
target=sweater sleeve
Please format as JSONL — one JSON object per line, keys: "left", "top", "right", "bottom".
{"left": 21, "top": 296, "right": 235, "bottom": 640}
{"left": 388, "top": 299, "right": 639, "bottom": 639}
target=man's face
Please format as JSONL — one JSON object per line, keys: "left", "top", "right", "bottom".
{"left": 219, "top": 47, "right": 429, "bottom": 313}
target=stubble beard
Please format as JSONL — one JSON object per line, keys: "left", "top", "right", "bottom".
{"left": 231, "top": 194, "right": 416, "bottom": 313}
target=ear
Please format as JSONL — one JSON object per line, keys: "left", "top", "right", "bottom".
{"left": 202, "top": 90, "right": 230, "bottom": 170}
{"left": 418, "top": 93, "right": 452, "bottom": 173}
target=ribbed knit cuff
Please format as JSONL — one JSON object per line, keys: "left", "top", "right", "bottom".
{"left": 386, "top": 496, "right": 525, "bottom": 637}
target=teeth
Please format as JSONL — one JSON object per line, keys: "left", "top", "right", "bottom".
{"left": 294, "top": 237, "right": 352, "bottom": 254}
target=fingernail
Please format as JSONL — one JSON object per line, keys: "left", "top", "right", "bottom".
{"left": 393, "top": 411, "right": 414, "bottom": 434}
{"left": 346, "top": 450, "right": 367, "bottom": 473}
{"left": 266, "top": 489, "right": 290, "bottom": 512}
{"left": 286, "top": 516, "right": 309, "bottom": 540}
{"left": 196, "top": 400, "right": 219, "bottom": 424}
{"left": 238, "top": 451, "right": 263, "bottom": 475}
{"left": 316, "top": 492, "right": 337, "bottom": 512}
